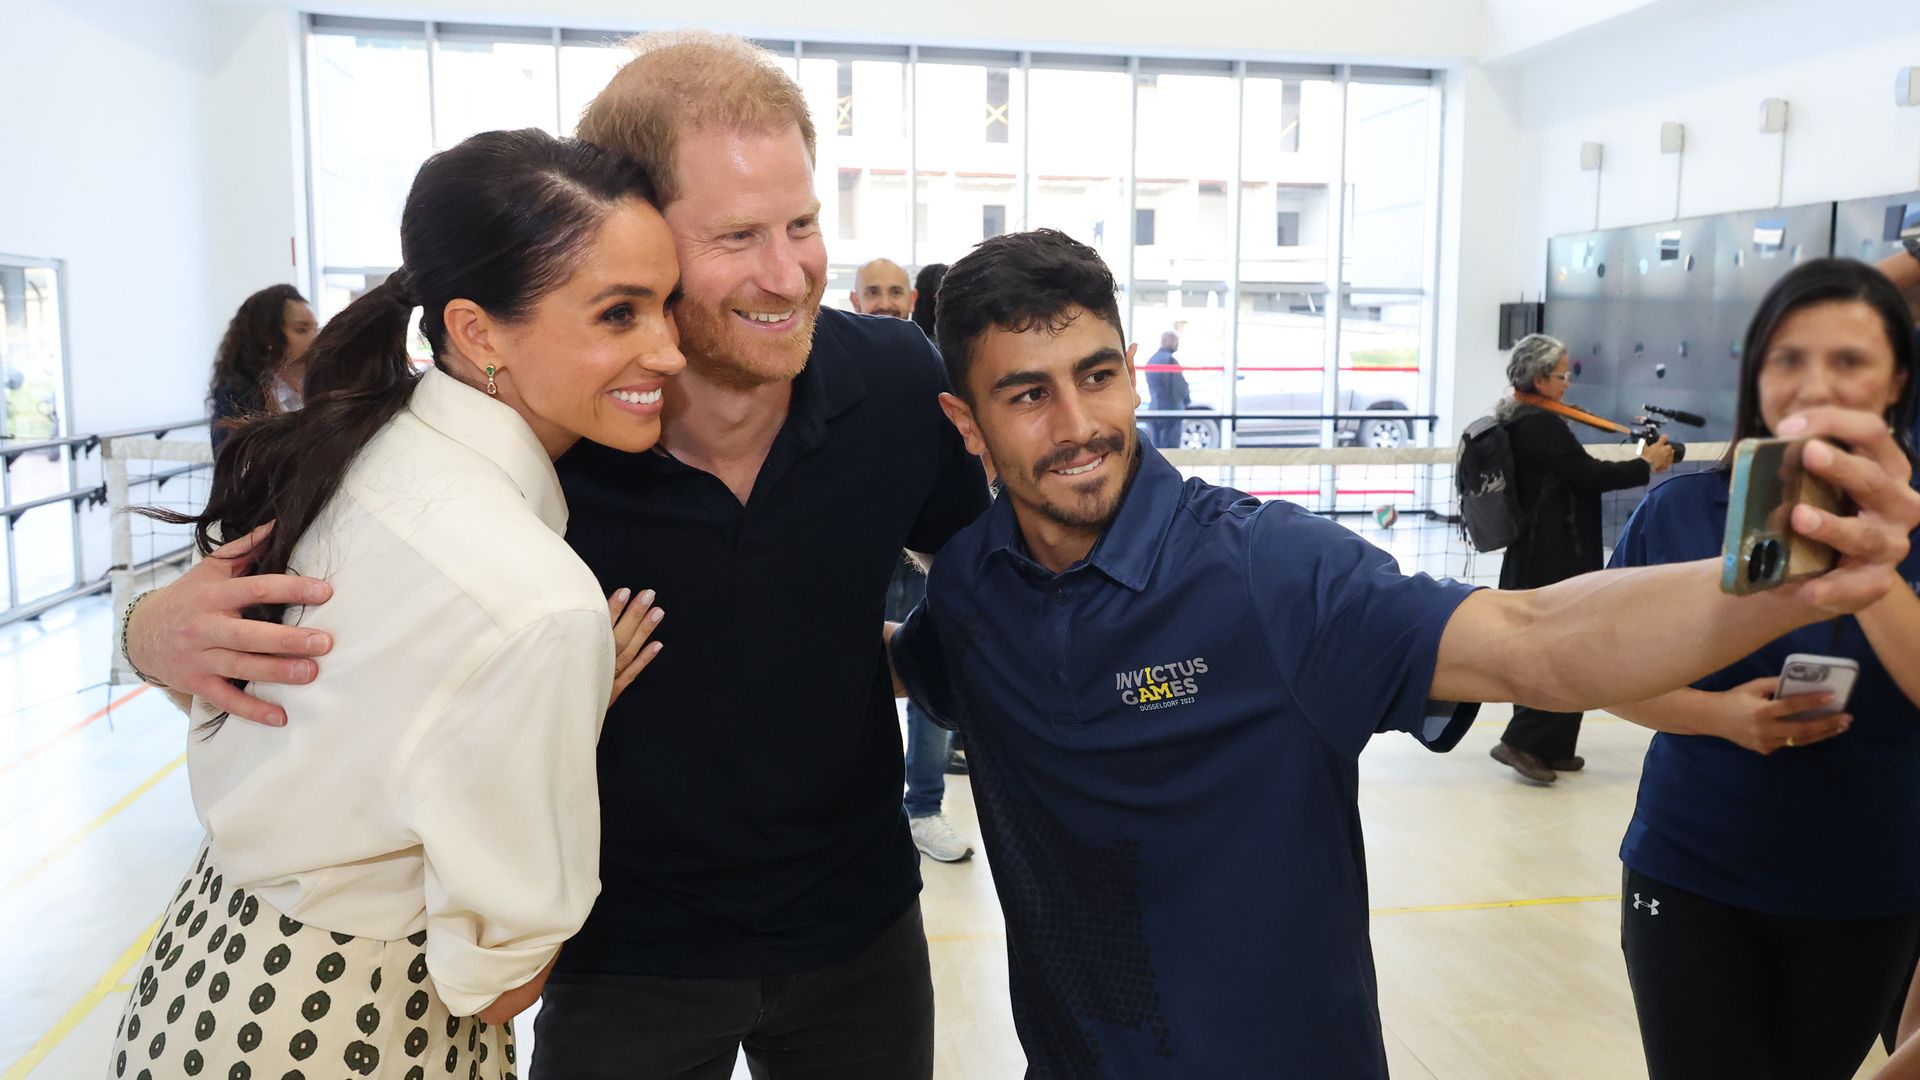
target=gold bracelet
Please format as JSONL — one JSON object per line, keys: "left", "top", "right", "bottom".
{"left": 122, "top": 590, "right": 170, "bottom": 689}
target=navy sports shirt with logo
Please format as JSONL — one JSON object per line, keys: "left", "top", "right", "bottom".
{"left": 1608, "top": 470, "right": 1920, "bottom": 918}
{"left": 891, "top": 444, "right": 1480, "bottom": 1079}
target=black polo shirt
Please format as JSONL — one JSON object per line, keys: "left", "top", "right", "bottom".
{"left": 551, "top": 306, "right": 989, "bottom": 977}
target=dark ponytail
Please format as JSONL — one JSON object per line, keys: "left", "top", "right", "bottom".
{"left": 149, "top": 129, "right": 658, "bottom": 707}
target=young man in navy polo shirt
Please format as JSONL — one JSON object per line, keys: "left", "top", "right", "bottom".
{"left": 887, "top": 229, "right": 1920, "bottom": 1078}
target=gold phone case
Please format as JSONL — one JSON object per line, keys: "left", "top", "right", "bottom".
{"left": 1720, "top": 438, "right": 1843, "bottom": 595}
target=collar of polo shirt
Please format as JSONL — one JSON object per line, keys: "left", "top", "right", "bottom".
{"left": 977, "top": 444, "right": 1185, "bottom": 591}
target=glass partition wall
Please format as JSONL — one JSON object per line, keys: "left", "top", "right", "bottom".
{"left": 305, "top": 18, "right": 1441, "bottom": 448}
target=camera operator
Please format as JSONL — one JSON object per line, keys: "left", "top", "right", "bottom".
{"left": 1607, "top": 260, "right": 1920, "bottom": 1080}
{"left": 1487, "top": 333, "right": 1675, "bottom": 785}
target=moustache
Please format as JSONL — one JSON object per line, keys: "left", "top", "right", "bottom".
{"left": 1033, "top": 433, "right": 1128, "bottom": 482}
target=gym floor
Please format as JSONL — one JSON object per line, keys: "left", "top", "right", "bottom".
{"left": 0, "top": 596, "right": 1893, "bottom": 1079}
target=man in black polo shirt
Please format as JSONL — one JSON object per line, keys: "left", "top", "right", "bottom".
{"left": 122, "top": 30, "right": 986, "bottom": 1080}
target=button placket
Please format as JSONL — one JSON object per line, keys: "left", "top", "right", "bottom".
{"left": 1045, "top": 580, "right": 1077, "bottom": 720}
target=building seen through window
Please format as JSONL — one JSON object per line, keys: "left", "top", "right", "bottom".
{"left": 302, "top": 19, "right": 1439, "bottom": 449}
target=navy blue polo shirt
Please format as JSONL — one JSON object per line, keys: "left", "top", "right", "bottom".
{"left": 891, "top": 444, "right": 1479, "bottom": 1079}
{"left": 1609, "top": 470, "right": 1920, "bottom": 918}
{"left": 553, "top": 307, "right": 988, "bottom": 977}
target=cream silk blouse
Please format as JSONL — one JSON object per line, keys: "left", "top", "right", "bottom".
{"left": 186, "top": 366, "right": 614, "bottom": 1016}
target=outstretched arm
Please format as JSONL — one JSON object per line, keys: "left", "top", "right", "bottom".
{"left": 1434, "top": 407, "right": 1918, "bottom": 709}
{"left": 1432, "top": 560, "right": 1815, "bottom": 710}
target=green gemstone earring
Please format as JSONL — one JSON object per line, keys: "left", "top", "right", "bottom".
{"left": 485, "top": 365, "right": 498, "bottom": 396}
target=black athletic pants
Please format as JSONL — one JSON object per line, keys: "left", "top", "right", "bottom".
{"left": 1622, "top": 867, "right": 1920, "bottom": 1080}
{"left": 530, "top": 902, "right": 934, "bottom": 1080}
{"left": 1501, "top": 706, "right": 1583, "bottom": 759}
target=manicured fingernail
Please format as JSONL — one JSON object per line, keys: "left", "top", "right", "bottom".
{"left": 306, "top": 633, "right": 327, "bottom": 651}
{"left": 306, "top": 583, "right": 329, "bottom": 602}
{"left": 614, "top": 588, "right": 630, "bottom": 604}
{"left": 270, "top": 712, "right": 287, "bottom": 727}
{"left": 649, "top": 642, "right": 663, "bottom": 654}
{"left": 1777, "top": 415, "right": 1808, "bottom": 436}
{"left": 649, "top": 608, "right": 664, "bottom": 622}
{"left": 640, "top": 590, "right": 655, "bottom": 606}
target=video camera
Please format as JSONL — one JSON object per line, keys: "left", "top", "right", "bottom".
{"left": 1633, "top": 403, "right": 1706, "bottom": 463}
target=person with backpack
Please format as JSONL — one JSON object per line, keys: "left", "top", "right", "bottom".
{"left": 1484, "top": 333, "right": 1675, "bottom": 784}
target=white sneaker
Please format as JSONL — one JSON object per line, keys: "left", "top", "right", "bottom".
{"left": 910, "top": 813, "right": 975, "bottom": 863}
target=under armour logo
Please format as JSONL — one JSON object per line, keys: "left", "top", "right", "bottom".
{"left": 1633, "top": 893, "right": 1660, "bottom": 916}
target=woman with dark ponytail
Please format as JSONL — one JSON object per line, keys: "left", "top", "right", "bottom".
{"left": 206, "top": 284, "right": 317, "bottom": 452}
{"left": 110, "top": 128, "right": 685, "bottom": 1080}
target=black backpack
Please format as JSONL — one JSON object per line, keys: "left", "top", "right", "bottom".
{"left": 1456, "top": 415, "right": 1527, "bottom": 552}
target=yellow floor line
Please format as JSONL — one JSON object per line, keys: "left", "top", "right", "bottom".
{"left": 0, "top": 920, "right": 157, "bottom": 1080}
{"left": 1370, "top": 893, "right": 1620, "bottom": 916}
{"left": 0, "top": 754, "right": 185, "bottom": 901}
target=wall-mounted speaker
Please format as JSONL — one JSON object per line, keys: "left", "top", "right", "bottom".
{"left": 1759, "top": 99, "right": 1789, "bottom": 133}
{"left": 1498, "top": 302, "right": 1545, "bottom": 350}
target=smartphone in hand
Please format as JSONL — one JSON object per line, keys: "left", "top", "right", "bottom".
{"left": 1775, "top": 653, "right": 1860, "bottom": 722}
{"left": 1721, "top": 437, "right": 1847, "bottom": 595}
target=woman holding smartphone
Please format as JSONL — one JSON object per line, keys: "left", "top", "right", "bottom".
{"left": 1606, "top": 258, "right": 1920, "bottom": 1079}
{"left": 109, "top": 128, "right": 682, "bottom": 1080}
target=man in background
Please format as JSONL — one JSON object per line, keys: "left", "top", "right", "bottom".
{"left": 851, "top": 257, "right": 916, "bottom": 321}
{"left": 853, "top": 254, "right": 977, "bottom": 864}
{"left": 1144, "top": 329, "right": 1189, "bottom": 448}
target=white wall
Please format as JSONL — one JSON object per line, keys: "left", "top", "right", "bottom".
{"left": 204, "top": 5, "right": 311, "bottom": 345}
{"left": 1501, "top": 0, "right": 1920, "bottom": 299}
{"left": 2, "top": 0, "right": 215, "bottom": 432}
{"left": 1478, "top": 0, "right": 1665, "bottom": 63}
{"left": 1416, "top": 0, "right": 1920, "bottom": 441}
{"left": 0, "top": 0, "right": 305, "bottom": 433}
{"left": 1436, "top": 63, "right": 1526, "bottom": 442}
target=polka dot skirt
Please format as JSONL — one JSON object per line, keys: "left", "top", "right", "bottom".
{"left": 109, "top": 842, "right": 515, "bottom": 1079}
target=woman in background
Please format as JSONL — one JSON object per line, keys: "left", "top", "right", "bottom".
{"left": 1487, "top": 333, "right": 1674, "bottom": 784}
{"left": 207, "top": 284, "right": 317, "bottom": 452}
{"left": 910, "top": 262, "right": 946, "bottom": 341}
{"left": 1608, "top": 258, "right": 1920, "bottom": 1080}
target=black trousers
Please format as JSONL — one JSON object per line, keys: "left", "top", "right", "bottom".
{"left": 1501, "top": 706, "right": 1583, "bottom": 759}
{"left": 1622, "top": 867, "right": 1920, "bottom": 1080}
{"left": 530, "top": 902, "right": 934, "bottom": 1080}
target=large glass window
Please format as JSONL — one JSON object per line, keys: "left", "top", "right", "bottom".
{"left": 433, "top": 29, "right": 559, "bottom": 148}
{"left": 558, "top": 39, "right": 628, "bottom": 132}
{"left": 0, "top": 258, "right": 75, "bottom": 612}
{"left": 304, "top": 22, "right": 1442, "bottom": 442}
{"left": 802, "top": 54, "right": 911, "bottom": 310}
{"left": 1027, "top": 65, "right": 1131, "bottom": 282}
{"left": 1338, "top": 80, "right": 1437, "bottom": 447}
{"left": 1232, "top": 75, "right": 1337, "bottom": 449}
{"left": 310, "top": 25, "right": 431, "bottom": 284}
{"left": 914, "top": 59, "right": 1023, "bottom": 267}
